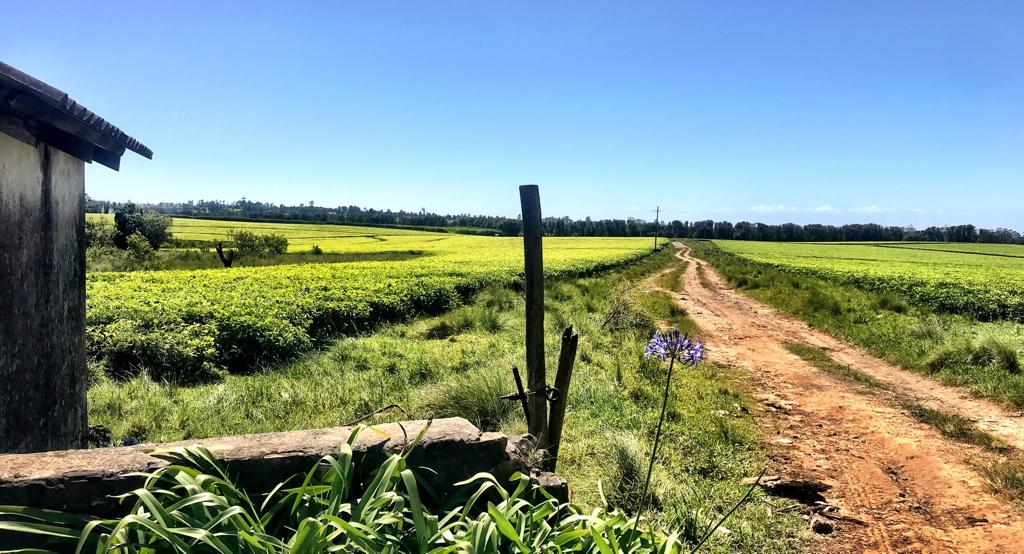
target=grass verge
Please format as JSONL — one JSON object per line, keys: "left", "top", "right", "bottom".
{"left": 784, "top": 342, "right": 1007, "bottom": 453}
{"left": 785, "top": 341, "right": 1024, "bottom": 503}
{"left": 783, "top": 342, "right": 890, "bottom": 391}
{"left": 982, "top": 462, "right": 1024, "bottom": 505}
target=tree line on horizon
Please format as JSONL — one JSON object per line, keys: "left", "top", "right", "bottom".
{"left": 84, "top": 196, "right": 1024, "bottom": 244}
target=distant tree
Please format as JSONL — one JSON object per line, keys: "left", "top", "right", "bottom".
{"left": 84, "top": 196, "right": 1024, "bottom": 243}
{"left": 733, "top": 221, "right": 757, "bottom": 240}
{"left": 499, "top": 219, "right": 522, "bottom": 236}
{"left": 713, "top": 221, "right": 734, "bottom": 240}
{"left": 693, "top": 220, "right": 715, "bottom": 239}
{"left": 113, "top": 204, "right": 171, "bottom": 250}
{"left": 780, "top": 223, "right": 804, "bottom": 241}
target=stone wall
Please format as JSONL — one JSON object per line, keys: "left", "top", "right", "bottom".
{"left": 0, "top": 418, "right": 564, "bottom": 517}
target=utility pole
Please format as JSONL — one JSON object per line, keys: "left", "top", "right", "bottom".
{"left": 653, "top": 206, "right": 660, "bottom": 251}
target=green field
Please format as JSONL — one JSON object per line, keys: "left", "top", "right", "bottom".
{"left": 715, "top": 240, "right": 1024, "bottom": 321}
{"left": 86, "top": 216, "right": 663, "bottom": 380}
{"left": 89, "top": 213, "right": 452, "bottom": 249}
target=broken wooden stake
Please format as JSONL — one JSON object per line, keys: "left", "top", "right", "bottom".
{"left": 544, "top": 325, "right": 579, "bottom": 471}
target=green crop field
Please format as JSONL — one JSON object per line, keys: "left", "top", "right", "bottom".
{"left": 714, "top": 240, "right": 1024, "bottom": 322}
{"left": 869, "top": 242, "right": 1024, "bottom": 258}
{"left": 86, "top": 216, "right": 663, "bottom": 380}
{"left": 88, "top": 213, "right": 439, "bottom": 248}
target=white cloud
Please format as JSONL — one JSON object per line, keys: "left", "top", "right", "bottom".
{"left": 811, "top": 205, "right": 835, "bottom": 213}
{"left": 750, "top": 204, "right": 798, "bottom": 213}
{"left": 715, "top": 207, "right": 735, "bottom": 214}
{"left": 625, "top": 206, "right": 642, "bottom": 212}
{"left": 850, "top": 205, "right": 884, "bottom": 213}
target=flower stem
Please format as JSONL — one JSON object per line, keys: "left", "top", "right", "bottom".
{"left": 632, "top": 354, "right": 676, "bottom": 539}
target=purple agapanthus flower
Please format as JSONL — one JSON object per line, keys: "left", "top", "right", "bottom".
{"left": 644, "top": 328, "right": 705, "bottom": 366}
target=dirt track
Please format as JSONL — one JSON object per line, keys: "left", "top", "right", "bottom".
{"left": 666, "top": 243, "right": 1024, "bottom": 553}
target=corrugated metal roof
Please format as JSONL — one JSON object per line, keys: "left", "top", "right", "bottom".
{"left": 0, "top": 61, "right": 152, "bottom": 160}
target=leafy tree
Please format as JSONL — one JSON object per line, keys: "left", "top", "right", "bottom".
{"left": 113, "top": 203, "right": 171, "bottom": 250}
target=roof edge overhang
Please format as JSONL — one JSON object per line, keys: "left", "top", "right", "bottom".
{"left": 0, "top": 61, "right": 152, "bottom": 171}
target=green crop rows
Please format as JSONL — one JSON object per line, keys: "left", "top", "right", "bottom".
{"left": 87, "top": 222, "right": 662, "bottom": 380}
{"left": 714, "top": 240, "right": 1024, "bottom": 322}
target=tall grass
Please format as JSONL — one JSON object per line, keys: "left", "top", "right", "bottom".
{"left": 417, "top": 368, "right": 516, "bottom": 431}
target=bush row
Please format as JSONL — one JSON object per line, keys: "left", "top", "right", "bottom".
{"left": 87, "top": 241, "right": 660, "bottom": 382}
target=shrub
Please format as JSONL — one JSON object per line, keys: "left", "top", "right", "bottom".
{"left": 88, "top": 319, "right": 222, "bottom": 383}
{"left": 86, "top": 237, "right": 656, "bottom": 379}
{"left": 230, "top": 230, "right": 289, "bottom": 257}
{"left": 310, "top": 244, "right": 324, "bottom": 255}
{"left": 261, "top": 233, "right": 289, "bottom": 255}
{"left": 229, "top": 230, "right": 263, "bottom": 257}
{"left": 85, "top": 218, "right": 115, "bottom": 248}
{"left": 125, "top": 232, "right": 155, "bottom": 265}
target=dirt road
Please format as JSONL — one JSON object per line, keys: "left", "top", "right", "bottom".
{"left": 666, "top": 243, "right": 1024, "bottom": 553}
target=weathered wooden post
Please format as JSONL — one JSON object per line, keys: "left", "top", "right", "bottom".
{"left": 0, "top": 62, "right": 151, "bottom": 453}
{"left": 519, "top": 184, "right": 547, "bottom": 440}
{"left": 545, "top": 326, "right": 579, "bottom": 471}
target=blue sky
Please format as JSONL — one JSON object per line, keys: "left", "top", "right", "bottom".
{"left": 3, "top": 1, "right": 1022, "bottom": 228}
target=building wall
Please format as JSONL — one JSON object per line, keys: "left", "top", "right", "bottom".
{"left": 0, "top": 132, "right": 87, "bottom": 453}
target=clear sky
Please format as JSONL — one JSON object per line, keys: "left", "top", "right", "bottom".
{"left": 3, "top": 1, "right": 1022, "bottom": 228}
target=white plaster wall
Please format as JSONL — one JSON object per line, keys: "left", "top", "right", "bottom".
{"left": 0, "top": 131, "right": 88, "bottom": 453}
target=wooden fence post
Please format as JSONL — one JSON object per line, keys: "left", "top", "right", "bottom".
{"left": 545, "top": 326, "right": 579, "bottom": 471}
{"left": 519, "top": 184, "right": 547, "bottom": 441}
